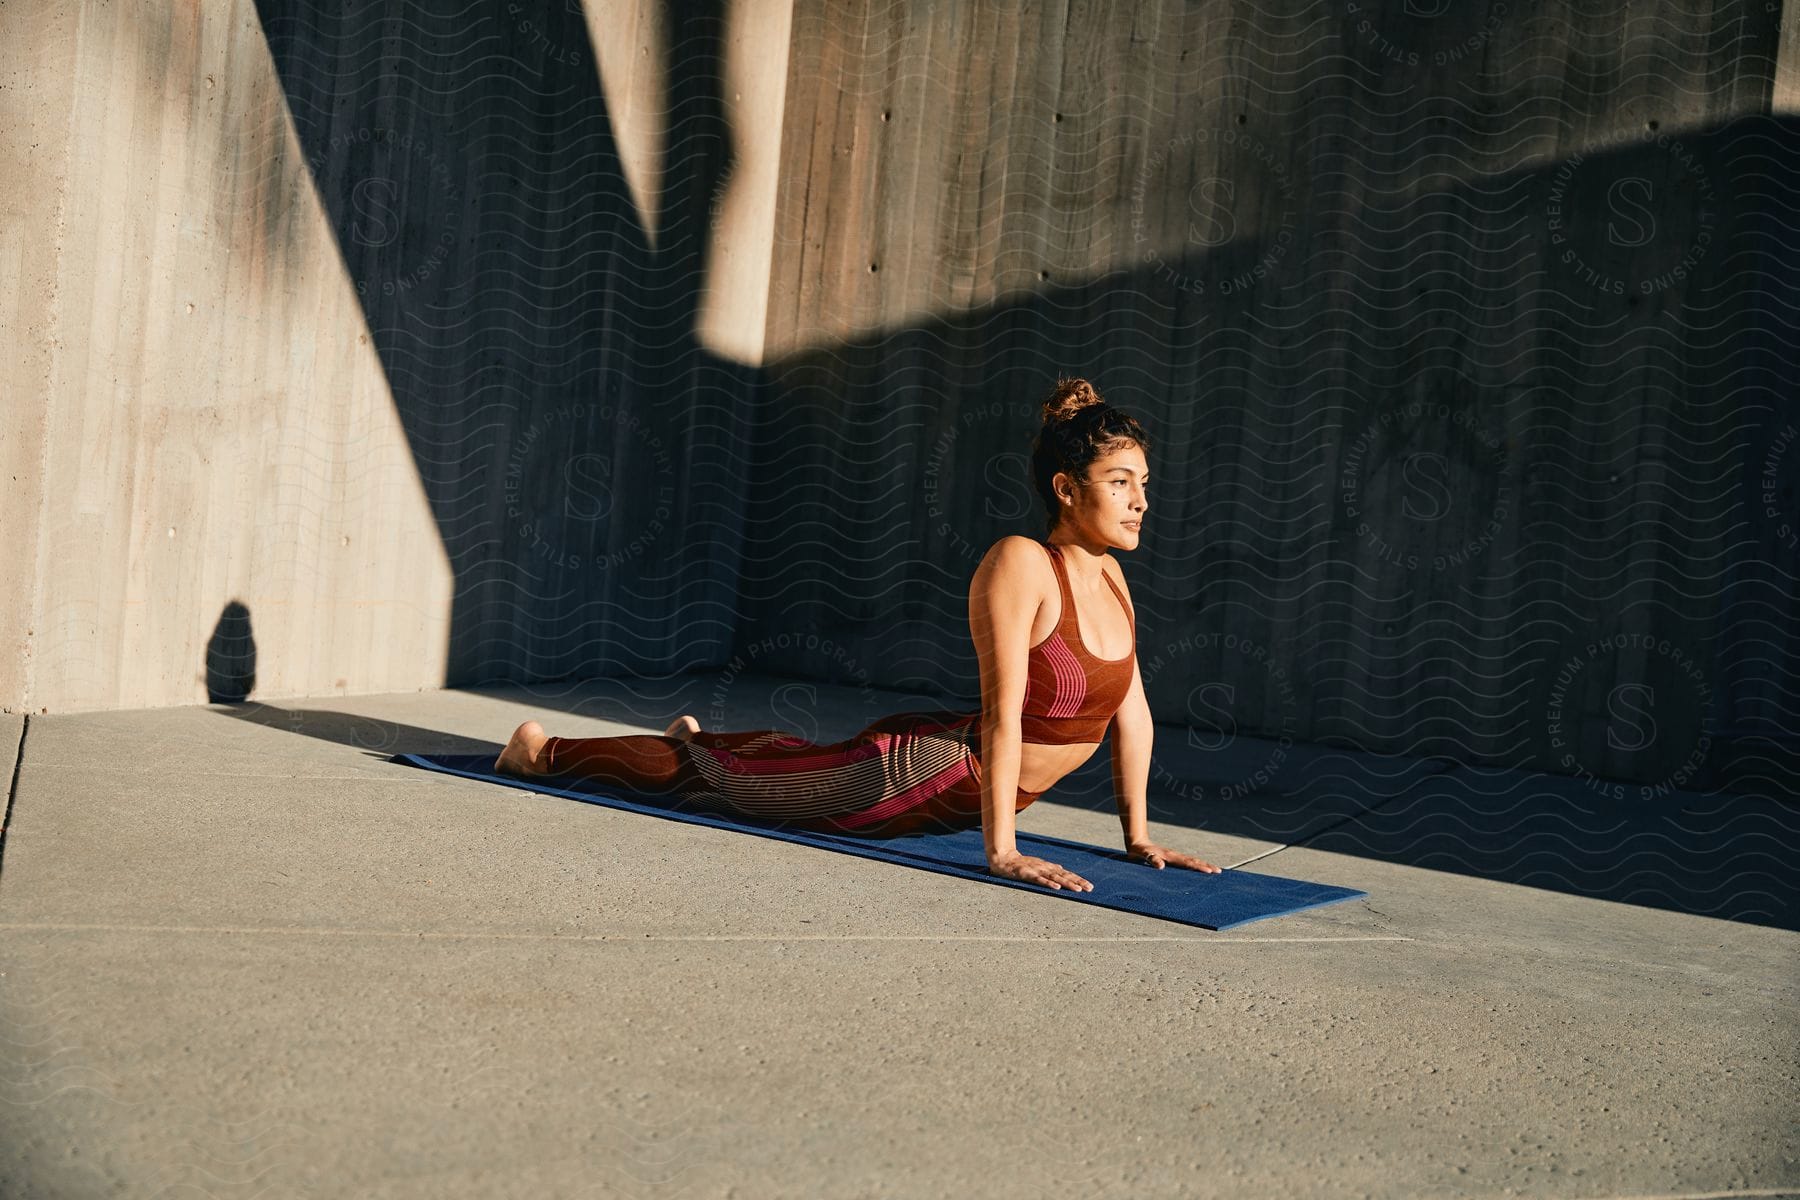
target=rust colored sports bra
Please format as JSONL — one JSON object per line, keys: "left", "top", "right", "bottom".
{"left": 1018, "top": 540, "right": 1136, "bottom": 746}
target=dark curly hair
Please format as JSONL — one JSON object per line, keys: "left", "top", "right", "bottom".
{"left": 1029, "top": 377, "right": 1152, "bottom": 532}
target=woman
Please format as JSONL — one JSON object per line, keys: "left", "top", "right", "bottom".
{"left": 494, "top": 377, "right": 1222, "bottom": 891}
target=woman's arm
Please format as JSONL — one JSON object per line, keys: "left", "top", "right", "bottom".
{"left": 968, "top": 537, "right": 1094, "bottom": 891}
{"left": 1109, "top": 656, "right": 1154, "bottom": 848}
{"left": 1105, "top": 564, "right": 1221, "bottom": 875}
{"left": 968, "top": 537, "right": 1036, "bottom": 863}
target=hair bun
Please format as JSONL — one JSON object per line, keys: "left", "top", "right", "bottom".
{"left": 1042, "top": 377, "right": 1105, "bottom": 424}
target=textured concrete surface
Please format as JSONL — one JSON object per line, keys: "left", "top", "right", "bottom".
{"left": 0, "top": 680, "right": 1794, "bottom": 1199}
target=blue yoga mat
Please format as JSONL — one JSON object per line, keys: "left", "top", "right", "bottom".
{"left": 393, "top": 752, "right": 1369, "bottom": 931}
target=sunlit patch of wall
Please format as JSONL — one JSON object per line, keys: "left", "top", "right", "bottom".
{"left": 0, "top": 0, "right": 453, "bottom": 712}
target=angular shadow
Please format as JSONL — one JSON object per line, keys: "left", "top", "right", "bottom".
{"left": 1297, "top": 762, "right": 1800, "bottom": 932}
{"left": 747, "top": 112, "right": 1797, "bottom": 804}
{"left": 245, "top": 0, "right": 1797, "bottom": 933}
{"left": 253, "top": 0, "right": 759, "bottom": 691}
{"left": 215, "top": 701, "right": 500, "bottom": 760}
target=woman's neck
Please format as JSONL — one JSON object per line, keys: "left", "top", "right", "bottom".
{"left": 1047, "top": 534, "right": 1106, "bottom": 585}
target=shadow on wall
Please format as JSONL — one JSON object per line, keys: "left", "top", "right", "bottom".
{"left": 744, "top": 114, "right": 1799, "bottom": 804}
{"left": 241, "top": 3, "right": 1799, "bottom": 928}
{"left": 251, "top": 0, "right": 1798, "bottom": 797}
{"left": 253, "top": 0, "right": 758, "bottom": 695}
{"left": 205, "top": 599, "right": 256, "bottom": 703}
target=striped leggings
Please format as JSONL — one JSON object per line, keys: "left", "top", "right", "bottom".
{"left": 540, "top": 710, "right": 1043, "bottom": 838}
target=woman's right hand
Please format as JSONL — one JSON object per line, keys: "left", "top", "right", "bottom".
{"left": 987, "top": 851, "right": 1093, "bottom": 892}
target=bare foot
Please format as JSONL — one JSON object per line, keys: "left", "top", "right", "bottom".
{"left": 495, "top": 720, "right": 549, "bottom": 776}
{"left": 664, "top": 714, "right": 701, "bottom": 742}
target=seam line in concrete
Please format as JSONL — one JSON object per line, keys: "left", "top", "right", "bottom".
{"left": 1226, "top": 845, "right": 1288, "bottom": 870}
{"left": 0, "top": 715, "right": 26, "bottom": 882}
{"left": 0, "top": 922, "right": 1413, "bottom": 944}
{"left": 1578, "top": 1189, "right": 1800, "bottom": 1200}
{"left": 46, "top": 766, "right": 451, "bottom": 782}
{"left": 1275, "top": 755, "right": 1462, "bottom": 857}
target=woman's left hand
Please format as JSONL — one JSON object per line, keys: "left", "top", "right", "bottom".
{"left": 1127, "top": 840, "right": 1222, "bottom": 874}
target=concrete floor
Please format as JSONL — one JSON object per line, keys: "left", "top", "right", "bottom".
{"left": 0, "top": 676, "right": 1794, "bottom": 1199}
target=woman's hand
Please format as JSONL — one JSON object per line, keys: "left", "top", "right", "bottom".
{"left": 1128, "top": 840, "right": 1222, "bottom": 874}
{"left": 988, "top": 850, "right": 1093, "bottom": 891}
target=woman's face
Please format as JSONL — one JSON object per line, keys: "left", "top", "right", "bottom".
{"left": 1055, "top": 443, "right": 1149, "bottom": 548}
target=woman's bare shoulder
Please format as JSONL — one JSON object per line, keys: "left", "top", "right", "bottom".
{"left": 970, "top": 537, "right": 1054, "bottom": 622}
{"left": 975, "top": 534, "right": 1048, "bottom": 575}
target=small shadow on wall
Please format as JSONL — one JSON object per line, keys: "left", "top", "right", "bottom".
{"left": 206, "top": 599, "right": 256, "bottom": 704}
{"left": 204, "top": 598, "right": 492, "bottom": 758}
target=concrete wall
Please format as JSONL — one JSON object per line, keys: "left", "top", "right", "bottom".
{"left": 747, "top": 0, "right": 1798, "bottom": 791}
{"left": 2, "top": 0, "right": 453, "bottom": 712}
{"left": 2, "top": 0, "right": 799, "bottom": 712}
{"left": 4, "top": 0, "right": 1794, "bottom": 797}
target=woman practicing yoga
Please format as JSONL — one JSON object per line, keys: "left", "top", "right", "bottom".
{"left": 494, "top": 377, "right": 1222, "bottom": 891}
